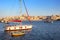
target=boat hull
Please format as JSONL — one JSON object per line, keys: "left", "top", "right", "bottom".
{"left": 5, "top": 25, "right": 32, "bottom": 31}
{"left": 11, "top": 33, "right": 25, "bottom": 37}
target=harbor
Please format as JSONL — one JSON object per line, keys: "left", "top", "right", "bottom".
{"left": 0, "top": 15, "right": 60, "bottom": 23}
{"left": 0, "top": 0, "right": 60, "bottom": 40}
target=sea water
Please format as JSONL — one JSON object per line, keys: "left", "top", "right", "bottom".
{"left": 0, "top": 21, "right": 60, "bottom": 40}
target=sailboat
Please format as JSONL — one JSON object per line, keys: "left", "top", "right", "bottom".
{"left": 5, "top": 0, "right": 32, "bottom": 36}
{"left": 44, "top": 16, "right": 53, "bottom": 23}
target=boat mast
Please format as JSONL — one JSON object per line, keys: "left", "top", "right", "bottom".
{"left": 23, "top": 0, "right": 32, "bottom": 24}
{"left": 19, "top": 0, "right": 22, "bottom": 15}
{"left": 19, "top": 0, "right": 32, "bottom": 24}
{"left": 23, "top": 0, "right": 29, "bottom": 16}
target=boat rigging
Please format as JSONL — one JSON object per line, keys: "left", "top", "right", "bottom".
{"left": 5, "top": 0, "right": 32, "bottom": 37}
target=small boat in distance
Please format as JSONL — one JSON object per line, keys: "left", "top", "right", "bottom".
{"left": 44, "top": 16, "right": 53, "bottom": 23}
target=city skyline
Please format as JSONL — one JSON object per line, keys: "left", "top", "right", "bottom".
{"left": 0, "top": 0, "right": 60, "bottom": 17}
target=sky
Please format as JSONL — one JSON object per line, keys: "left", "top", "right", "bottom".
{"left": 0, "top": 0, "right": 60, "bottom": 17}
